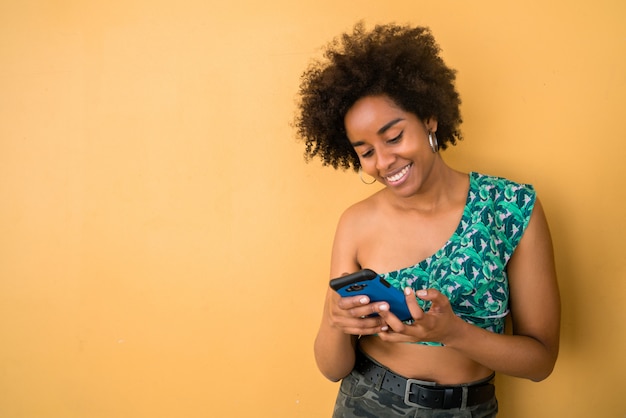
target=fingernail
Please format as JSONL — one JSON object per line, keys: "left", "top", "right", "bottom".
{"left": 379, "top": 303, "right": 389, "bottom": 311}
{"left": 381, "top": 325, "right": 389, "bottom": 332}
{"left": 417, "top": 290, "right": 427, "bottom": 297}
{"left": 404, "top": 287, "right": 412, "bottom": 295}
{"left": 360, "top": 297, "right": 368, "bottom": 304}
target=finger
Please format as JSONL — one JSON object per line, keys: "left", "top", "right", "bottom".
{"left": 336, "top": 294, "right": 370, "bottom": 310}
{"left": 416, "top": 288, "right": 449, "bottom": 301}
{"left": 404, "top": 287, "right": 425, "bottom": 319}
{"left": 359, "top": 314, "right": 388, "bottom": 330}
{"left": 344, "top": 299, "right": 388, "bottom": 320}
{"left": 345, "top": 315, "right": 389, "bottom": 336}
{"left": 376, "top": 329, "right": 416, "bottom": 343}
{"left": 416, "top": 289, "right": 450, "bottom": 313}
{"left": 374, "top": 303, "right": 411, "bottom": 333}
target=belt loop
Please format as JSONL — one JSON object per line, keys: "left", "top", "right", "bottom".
{"left": 461, "top": 386, "right": 468, "bottom": 409}
{"left": 374, "top": 369, "right": 385, "bottom": 391}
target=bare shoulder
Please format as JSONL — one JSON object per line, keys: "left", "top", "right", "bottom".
{"left": 337, "top": 190, "right": 386, "bottom": 230}
{"left": 330, "top": 191, "right": 385, "bottom": 275}
{"left": 513, "top": 197, "right": 553, "bottom": 257}
{"left": 508, "top": 197, "right": 557, "bottom": 285}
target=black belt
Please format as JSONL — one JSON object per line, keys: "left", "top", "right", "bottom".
{"left": 354, "top": 350, "right": 495, "bottom": 409}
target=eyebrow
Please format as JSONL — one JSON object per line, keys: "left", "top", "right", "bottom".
{"left": 350, "top": 118, "right": 405, "bottom": 147}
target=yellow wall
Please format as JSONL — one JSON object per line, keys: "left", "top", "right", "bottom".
{"left": 1, "top": 1, "right": 624, "bottom": 417}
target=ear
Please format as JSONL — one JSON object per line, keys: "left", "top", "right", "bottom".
{"left": 424, "top": 117, "right": 438, "bottom": 132}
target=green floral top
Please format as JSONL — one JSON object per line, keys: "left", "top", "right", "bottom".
{"left": 381, "top": 172, "right": 536, "bottom": 346}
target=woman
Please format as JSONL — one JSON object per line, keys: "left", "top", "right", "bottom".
{"left": 294, "top": 23, "right": 560, "bottom": 417}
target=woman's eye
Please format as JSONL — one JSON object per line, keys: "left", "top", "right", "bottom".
{"left": 361, "top": 149, "right": 374, "bottom": 158}
{"left": 388, "top": 131, "right": 404, "bottom": 143}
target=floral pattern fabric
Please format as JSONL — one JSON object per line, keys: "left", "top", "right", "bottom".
{"left": 380, "top": 172, "right": 536, "bottom": 346}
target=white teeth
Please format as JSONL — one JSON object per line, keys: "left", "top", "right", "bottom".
{"left": 386, "top": 165, "right": 411, "bottom": 182}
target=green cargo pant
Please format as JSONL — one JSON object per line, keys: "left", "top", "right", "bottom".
{"left": 332, "top": 369, "right": 498, "bottom": 418}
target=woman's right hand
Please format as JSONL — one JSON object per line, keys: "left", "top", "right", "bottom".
{"left": 325, "top": 288, "right": 390, "bottom": 336}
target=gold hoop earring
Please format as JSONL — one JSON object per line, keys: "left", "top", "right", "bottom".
{"left": 428, "top": 131, "right": 439, "bottom": 153}
{"left": 359, "top": 168, "right": 376, "bottom": 185}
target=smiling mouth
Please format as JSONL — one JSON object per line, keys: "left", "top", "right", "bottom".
{"left": 385, "top": 164, "right": 412, "bottom": 183}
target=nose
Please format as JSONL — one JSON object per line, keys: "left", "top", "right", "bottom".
{"left": 375, "top": 147, "right": 395, "bottom": 172}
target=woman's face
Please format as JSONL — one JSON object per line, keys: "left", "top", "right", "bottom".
{"left": 344, "top": 95, "right": 438, "bottom": 196}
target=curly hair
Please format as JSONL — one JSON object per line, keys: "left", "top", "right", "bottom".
{"left": 294, "top": 22, "right": 463, "bottom": 171}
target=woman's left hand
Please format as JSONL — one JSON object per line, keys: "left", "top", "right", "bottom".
{"left": 374, "top": 288, "right": 464, "bottom": 344}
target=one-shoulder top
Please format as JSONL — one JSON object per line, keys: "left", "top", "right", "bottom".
{"left": 380, "top": 172, "right": 536, "bottom": 346}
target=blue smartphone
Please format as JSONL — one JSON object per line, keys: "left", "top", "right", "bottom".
{"left": 329, "top": 269, "right": 412, "bottom": 321}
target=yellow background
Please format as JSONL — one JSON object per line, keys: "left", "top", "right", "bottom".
{"left": 1, "top": 1, "right": 624, "bottom": 417}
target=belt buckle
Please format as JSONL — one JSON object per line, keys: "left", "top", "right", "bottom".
{"left": 404, "top": 379, "right": 427, "bottom": 408}
{"left": 405, "top": 379, "right": 463, "bottom": 409}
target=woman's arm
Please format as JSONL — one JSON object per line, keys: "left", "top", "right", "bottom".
{"left": 498, "top": 197, "right": 560, "bottom": 380}
{"left": 313, "top": 208, "right": 388, "bottom": 381}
